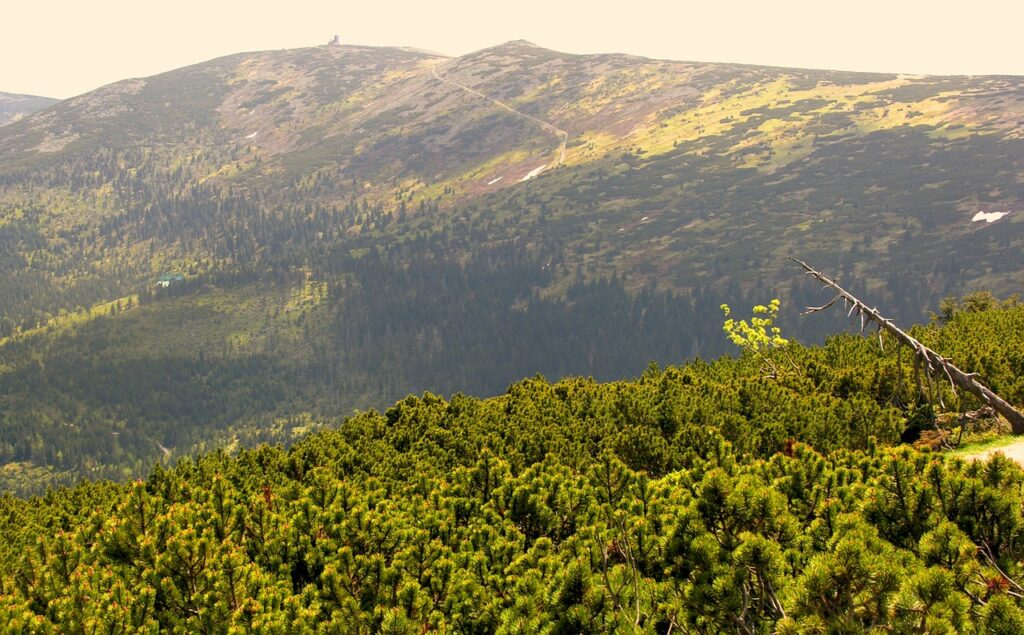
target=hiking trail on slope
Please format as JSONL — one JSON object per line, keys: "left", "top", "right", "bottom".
{"left": 431, "top": 63, "right": 568, "bottom": 167}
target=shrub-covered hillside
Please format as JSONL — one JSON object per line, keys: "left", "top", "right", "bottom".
{"left": 1, "top": 303, "right": 1023, "bottom": 632}
{"left": 3, "top": 42, "right": 1023, "bottom": 495}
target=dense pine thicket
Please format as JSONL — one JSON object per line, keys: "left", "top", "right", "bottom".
{"left": 1, "top": 305, "right": 1023, "bottom": 632}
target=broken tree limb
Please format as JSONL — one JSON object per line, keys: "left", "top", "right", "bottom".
{"left": 791, "top": 258, "right": 1024, "bottom": 435}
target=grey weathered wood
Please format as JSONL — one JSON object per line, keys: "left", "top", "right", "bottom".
{"left": 791, "top": 258, "right": 1024, "bottom": 435}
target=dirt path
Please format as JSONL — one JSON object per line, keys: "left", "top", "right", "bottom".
{"left": 960, "top": 439, "right": 1024, "bottom": 465}
{"left": 431, "top": 64, "right": 568, "bottom": 165}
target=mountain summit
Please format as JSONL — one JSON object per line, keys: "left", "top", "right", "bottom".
{"left": 0, "top": 42, "right": 1022, "bottom": 489}
{"left": 2, "top": 41, "right": 1021, "bottom": 317}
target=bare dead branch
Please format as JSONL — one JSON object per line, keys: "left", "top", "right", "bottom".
{"left": 979, "top": 541, "right": 1024, "bottom": 595}
{"left": 791, "top": 258, "right": 1024, "bottom": 434}
{"left": 802, "top": 295, "right": 839, "bottom": 315}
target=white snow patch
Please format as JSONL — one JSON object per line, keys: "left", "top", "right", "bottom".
{"left": 972, "top": 210, "right": 1010, "bottom": 223}
{"left": 487, "top": 176, "right": 503, "bottom": 185}
{"left": 245, "top": 131, "right": 258, "bottom": 139}
{"left": 519, "top": 164, "right": 547, "bottom": 182}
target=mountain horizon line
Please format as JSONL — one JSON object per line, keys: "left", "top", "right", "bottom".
{"left": 10, "top": 38, "right": 1024, "bottom": 105}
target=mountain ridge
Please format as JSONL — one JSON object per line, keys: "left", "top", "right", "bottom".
{"left": 0, "top": 41, "right": 1022, "bottom": 491}
{"left": 2, "top": 40, "right": 1021, "bottom": 319}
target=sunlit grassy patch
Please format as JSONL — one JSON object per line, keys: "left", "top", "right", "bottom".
{"left": 512, "top": 75, "right": 564, "bottom": 105}
{"left": 0, "top": 294, "right": 140, "bottom": 347}
{"left": 951, "top": 434, "right": 1019, "bottom": 456}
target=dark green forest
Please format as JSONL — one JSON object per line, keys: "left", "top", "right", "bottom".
{"left": 1, "top": 302, "right": 1023, "bottom": 632}
{"left": 0, "top": 241, "right": 888, "bottom": 493}
{"left": 0, "top": 225, "right": 958, "bottom": 493}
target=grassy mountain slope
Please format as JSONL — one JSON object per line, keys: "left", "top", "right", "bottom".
{"left": 1, "top": 42, "right": 1022, "bottom": 491}
{"left": 1, "top": 42, "right": 1021, "bottom": 323}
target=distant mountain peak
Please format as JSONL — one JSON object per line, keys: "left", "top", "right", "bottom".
{"left": 501, "top": 39, "right": 541, "bottom": 48}
{"left": 0, "top": 91, "right": 59, "bottom": 127}
{"left": 473, "top": 39, "right": 548, "bottom": 55}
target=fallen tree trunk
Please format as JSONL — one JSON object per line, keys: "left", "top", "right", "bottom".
{"left": 791, "top": 258, "right": 1024, "bottom": 435}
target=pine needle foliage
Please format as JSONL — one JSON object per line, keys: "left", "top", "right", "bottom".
{"left": 0, "top": 304, "right": 1023, "bottom": 631}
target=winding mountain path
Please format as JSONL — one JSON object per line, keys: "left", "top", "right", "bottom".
{"left": 431, "top": 63, "right": 568, "bottom": 165}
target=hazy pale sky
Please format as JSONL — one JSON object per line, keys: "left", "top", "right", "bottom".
{"left": 5, "top": 0, "right": 1023, "bottom": 98}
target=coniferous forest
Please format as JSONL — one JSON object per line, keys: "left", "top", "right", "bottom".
{"left": 2, "top": 302, "right": 1024, "bottom": 632}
